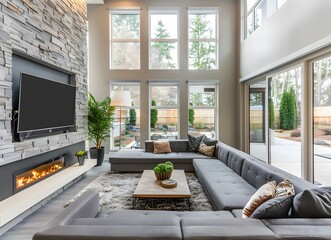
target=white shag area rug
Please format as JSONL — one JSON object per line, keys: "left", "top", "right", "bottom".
{"left": 66, "top": 172, "right": 213, "bottom": 211}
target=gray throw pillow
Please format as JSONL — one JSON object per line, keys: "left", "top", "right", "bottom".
{"left": 292, "top": 187, "right": 331, "bottom": 218}
{"left": 188, "top": 134, "right": 205, "bottom": 152}
{"left": 251, "top": 196, "right": 293, "bottom": 219}
{"left": 201, "top": 135, "right": 218, "bottom": 146}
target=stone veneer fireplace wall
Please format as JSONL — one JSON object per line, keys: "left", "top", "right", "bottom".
{"left": 0, "top": 0, "right": 88, "bottom": 200}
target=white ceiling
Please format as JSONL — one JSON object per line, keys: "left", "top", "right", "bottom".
{"left": 86, "top": 0, "right": 104, "bottom": 4}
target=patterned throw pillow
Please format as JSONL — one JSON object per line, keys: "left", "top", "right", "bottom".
{"left": 198, "top": 142, "right": 216, "bottom": 157}
{"left": 243, "top": 181, "right": 276, "bottom": 218}
{"left": 275, "top": 178, "right": 295, "bottom": 198}
{"left": 153, "top": 141, "right": 172, "bottom": 154}
{"left": 188, "top": 134, "right": 205, "bottom": 152}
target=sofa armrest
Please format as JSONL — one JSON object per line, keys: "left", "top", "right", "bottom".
{"left": 38, "top": 190, "right": 100, "bottom": 231}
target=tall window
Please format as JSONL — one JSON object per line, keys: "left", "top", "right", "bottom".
{"left": 109, "top": 10, "right": 140, "bottom": 69}
{"left": 313, "top": 55, "right": 331, "bottom": 186}
{"left": 188, "top": 8, "right": 218, "bottom": 70}
{"left": 110, "top": 83, "right": 140, "bottom": 150}
{"left": 150, "top": 84, "right": 179, "bottom": 139}
{"left": 245, "top": 0, "right": 287, "bottom": 38}
{"left": 268, "top": 66, "right": 302, "bottom": 177}
{"left": 188, "top": 83, "right": 218, "bottom": 138}
{"left": 149, "top": 9, "right": 179, "bottom": 69}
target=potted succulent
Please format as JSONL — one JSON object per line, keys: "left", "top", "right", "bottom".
{"left": 88, "top": 93, "right": 115, "bottom": 166}
{"left": 75, "top": 150, "right": 87, "bottom": 166}
{"left": 153, "top": 161, "right": 174, "bottom": 180}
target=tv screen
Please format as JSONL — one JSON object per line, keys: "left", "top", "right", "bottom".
{"left": 18, "top": 73, "right": 76, "bottom": 133}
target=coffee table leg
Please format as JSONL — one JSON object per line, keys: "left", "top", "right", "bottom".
{"left": 187, "top": 198, "right": 191, "bottom": 211}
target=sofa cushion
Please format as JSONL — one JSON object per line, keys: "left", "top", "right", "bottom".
{"left": 241, "top": 159, "right": 272, "bottom": 189}
{"left": 262, "top": 218, "right": 331, "bottom": 239}
{"left": 182, "top": 218, "right": 276, "bottom": 240}
{"left": 292, "top": 187, "right": 331, "bottom": 218}
{"left": 188, "top": 134, "right": 204, "bottom": 152}
{"left": 251, "top": 196, "right": 293, "bottom": 219}
{"left": 243, "top": 181, "right": 276, "bottom": 218}
{"left": 201, "top": 135, "right": 218, "bottom": 146}
{"left": 193, "top": 159, "right": 256, "bottom": 210}
{"left": 198, "top": 141, "right": 215, "bottom": 157}
{"left": 226, "top": 151, "right": 245, "bottom": 175}
{"left": 153, "top": 141, "right": 171, "bottom": 154}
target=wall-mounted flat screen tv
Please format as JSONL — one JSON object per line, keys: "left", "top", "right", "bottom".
{"left": 18, "top": 73, "right": 76, "bottom": 133}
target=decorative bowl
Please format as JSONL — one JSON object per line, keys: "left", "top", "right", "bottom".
{"left": 154, "top": 171, "right": 172, "bottom": 180}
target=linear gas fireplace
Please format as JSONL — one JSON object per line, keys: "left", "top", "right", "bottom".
{"left": 14, "top": 156, "right": 65, "bottom": 193}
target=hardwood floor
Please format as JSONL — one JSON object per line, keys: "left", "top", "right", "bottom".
{"left": 0, "top": 162, "right": 109, "bottom": 240}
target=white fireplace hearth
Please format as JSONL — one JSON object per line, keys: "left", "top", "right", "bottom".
{"left": 0, "top": 159, "right": 96, "bottom": 234}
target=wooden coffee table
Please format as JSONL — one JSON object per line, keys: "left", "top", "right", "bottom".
{"left": 132, "top": 170, "right": 192, "bottom": 210}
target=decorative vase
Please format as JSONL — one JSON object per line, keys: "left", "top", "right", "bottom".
{"left": 77, "top": 156, "right": 85, "bottom": 166}
{"left": 154, "top": 171, "right": 172, "bottom": 180}
{"left": 90, "top": 147, "right": 105, "bottom": 166}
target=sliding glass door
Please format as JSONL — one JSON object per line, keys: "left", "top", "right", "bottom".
{"left": 313, "top": 55, "right": 331, "bottom": 186}
{"left": 268, "top": 67, "right": 302, "bottom": 177}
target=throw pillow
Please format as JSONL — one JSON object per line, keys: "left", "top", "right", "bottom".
{"left": 292, "top": 187, "right": 331, "bottom": 218}
{"left": 198, "top": 142, "right": 216, "bottom": 157}
{"left": 153, "top": 141, "right": 172, "bottom": 154}
{"left": 251, "top": 196, "right": 293, "bottom": 219}
{"left": 275, "top": 178, "right": 295, "bottom": 198}
{"left": 201, "top": 135, "right": 218, "bottom": 146}
{"left": 187, "top": 134, "right": 205, "bottom": 152}
{"left": 242, "top": 181, "right": 276, "bottom": 218}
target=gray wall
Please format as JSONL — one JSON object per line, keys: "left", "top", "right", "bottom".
{"left": 240, "top": 0, "right": 331, "bottom": 80}
{"left": 0, "top": 0, "right": 87, "bottom": 166}
{"left": 88, "top": 0, "right": 239, "bottom": 148}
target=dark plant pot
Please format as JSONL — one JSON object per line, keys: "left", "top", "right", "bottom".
{"left": 90, "top": 147, "right": 105, "bottom": 166}
{"left": 77, "top": 156, "right": 86, "bottom": 166}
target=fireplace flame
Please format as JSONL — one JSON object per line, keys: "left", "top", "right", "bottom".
{"left": 16, "top": 160, "right": 64, "bottom": 190}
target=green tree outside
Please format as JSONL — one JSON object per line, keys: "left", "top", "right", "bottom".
{"left": 150, "top": 99, "right": 158, "bottom": 128}
{"left": 129, "top": 106, "right": 136, "bottom": 126}
{"left": 189, "top": 14, "right": 216, "bottom": 69}
{"left": 151, "top": 20, "right": 175, "bottom": 69}
{"left": 279, "top": 88, "right": 297, "bottom": 130}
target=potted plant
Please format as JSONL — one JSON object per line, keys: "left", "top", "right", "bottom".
{"left": 75, "top": 150, "right": 87, "bottom": 166}
{"left": 88, "top": 93, "right": 115, "bottom": 166}
{"left": 153, "top": 161, "right": 174, "bottom": 180}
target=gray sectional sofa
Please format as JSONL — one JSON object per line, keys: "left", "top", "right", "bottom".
{"left": 33, "top": 140, "right": 331, "bottom": 239}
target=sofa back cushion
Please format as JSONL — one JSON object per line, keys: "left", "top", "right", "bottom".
{"left": 215, "top": 142, "right": 230, "bottom": 164}
{"left": 241, "top": 159, "right": 272, "bottom": 189}
{"left": 145, "top": 140, "right": 189, "bottom": 153}
{"left": 226, "top": 151, "right": 245, "bottom": 175}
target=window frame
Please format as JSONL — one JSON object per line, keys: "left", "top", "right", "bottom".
{"left": 188, "top": 8, "right": 219, "bottom": 70}
{"left": 244, "top": 0, "right": 286, "bottom": 38}
{"left": 148, "top": 8, "right": 180, "bottom": 70}
{"left": 109, "top": 9, "right": 141, "bottom": 70}
{"left": 188, "top": 82, "right": 219, "bottom": 139}
{"left": 109, "top": 81, "right": 141, "bottom": 150}
{"left": 149, "top": 82, "right": 180, "bottom": 138}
